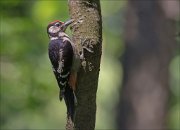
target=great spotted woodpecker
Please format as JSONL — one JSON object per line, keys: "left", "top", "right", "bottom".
{"left": 47, "top": 19, "right": 79, "bottom": 122}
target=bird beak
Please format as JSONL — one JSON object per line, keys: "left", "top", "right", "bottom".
{"left": 62, "top": 19, "right": 74, "bottom": 32}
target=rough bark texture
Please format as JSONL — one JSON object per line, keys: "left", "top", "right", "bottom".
{"left": 68, "top": 0, "right": 102, "bottom": 130}
{"left": 117, "top": 0, "right": 178, "bottom": 129}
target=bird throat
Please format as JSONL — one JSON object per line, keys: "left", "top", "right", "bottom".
{"left": 50, "top": 32, "right": 71, "bottom": 41}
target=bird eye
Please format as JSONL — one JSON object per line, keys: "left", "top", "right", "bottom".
{"left": 55, "top": 23, "right": 60, "bottom": 27}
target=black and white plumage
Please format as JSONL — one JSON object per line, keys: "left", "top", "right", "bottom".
{"left": 47, "top": 19, "right": 79, "bottom": 122}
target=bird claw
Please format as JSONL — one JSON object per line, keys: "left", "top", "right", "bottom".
{"left": 81, "top": 39, "right": 94, "bottom": 53}
{"left": 79, "top": 38, "right": 94, "bottom": 71}
{"left": 82, "top": 46, "right": 94, "bottom": 53}
{"left": 79, "top": 39, "right": 94, "bottom": 60}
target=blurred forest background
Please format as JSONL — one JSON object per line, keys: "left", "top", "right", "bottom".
{"left": 0, "top": 0, "right": 179, "bottom": 130}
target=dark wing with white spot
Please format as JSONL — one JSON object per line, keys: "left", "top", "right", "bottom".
{"left": 48, "top": 39, "right": 73, "bottom": 100}
{"left": 57, "top": 40, "right": 73, "bottom": 94}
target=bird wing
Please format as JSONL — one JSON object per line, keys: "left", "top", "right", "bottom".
{"left": 55, "top": 40, "right": 74, "bottom": 99}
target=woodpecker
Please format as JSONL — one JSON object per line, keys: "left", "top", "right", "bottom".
{"left": 47, "top": 19, "right": 79, "bottom": 122}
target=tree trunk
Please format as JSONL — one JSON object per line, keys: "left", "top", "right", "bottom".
{"left": 117, "top": 0, "right": 178, "bottom": 129}
{"left": 68, "top": 0, "right": 102, "bottom": 130}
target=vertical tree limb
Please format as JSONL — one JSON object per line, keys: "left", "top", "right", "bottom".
{"left": 117, "top": 0, "right": 178, "bottom": 129}
{"left": 68, "top": 0, "right": 102, "bottom": 130}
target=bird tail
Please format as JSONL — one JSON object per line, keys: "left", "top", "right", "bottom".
{"left": 63, "top": 85, "right": 76, "bottom": 122}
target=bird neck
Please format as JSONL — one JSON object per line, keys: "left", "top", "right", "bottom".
{"left": 50, "top": 32, "right": 71, "bottom": 41}
{"left": 59, "top": 32, "right": 71, "bottom": 42}
{"left": 59, "top": 32, "right": 70, "bottom": 39}
{"left": 50, "top": 36, "right": 58, "bottom": 40}
{"left": 49, "top": 32, "right": 59, "bottom": 40}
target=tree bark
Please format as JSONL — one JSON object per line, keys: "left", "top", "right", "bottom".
{"left": 117, "top": 0, "right": 178, "bottom": 129}
{"left": 68, "top": 0, "right": 102, "bottom": 130}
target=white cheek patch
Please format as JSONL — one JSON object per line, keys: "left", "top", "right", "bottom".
{"left": 49, "top": 26, "right": 60, "bottom": 33}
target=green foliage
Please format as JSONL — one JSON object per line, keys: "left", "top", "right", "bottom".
{"left": 0, "top": 1, "right": 68, "bottom": 129}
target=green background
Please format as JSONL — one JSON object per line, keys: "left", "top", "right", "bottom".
{"left": 0, "top": 0, "right": 179, "bottom": 129}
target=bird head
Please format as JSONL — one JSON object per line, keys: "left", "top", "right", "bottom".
{"left": 47, "top": 19, "right": 74, "bottom": 38}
